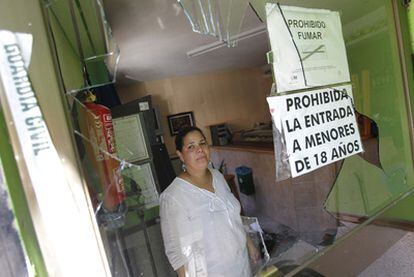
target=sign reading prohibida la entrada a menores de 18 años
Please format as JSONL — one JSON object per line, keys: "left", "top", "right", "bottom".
{"left": 267, "top": 85, "right": 363, "bottom": 177}
{"left": 266, "top": 4, "right": 350, "bottom": 93}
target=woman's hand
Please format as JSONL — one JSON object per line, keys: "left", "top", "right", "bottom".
{"left": 246, "top": 236, "right": 261, "bottom": 263}
{"left": 176, "top": 266, "right": 186, "bottom": 277}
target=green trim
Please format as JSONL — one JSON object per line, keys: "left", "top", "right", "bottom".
{"left": 402, "top": 2, "right": 414, "bottom": 121}
{"left": 0, "top": 108, "right": 47, "bottom": 277}
{"left": 383, "top": 0, "right": 414, "bottom": 221}
{"left": 407, "top": 4, "right": 414, "bottom": 53}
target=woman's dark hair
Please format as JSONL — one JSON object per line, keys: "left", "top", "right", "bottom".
{"left": 175, "top": 126, "right": 206, "bottom": 151}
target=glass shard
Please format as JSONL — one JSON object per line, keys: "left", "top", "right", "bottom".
{"left": 178, "top": 0, "right": 250, "bottom": 47}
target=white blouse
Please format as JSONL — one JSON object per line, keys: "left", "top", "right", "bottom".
{"left": 160, "top": 169, "right": 250, "bottom": 277}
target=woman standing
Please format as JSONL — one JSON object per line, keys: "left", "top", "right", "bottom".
{"left": 160, "top": 127, "right": 258, "bottom": 277}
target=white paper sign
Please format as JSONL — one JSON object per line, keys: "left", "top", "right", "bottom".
{"left": 266, "top": 4, "right": 350, "bottom": 92}
{"left": 267, "top": 85, "right": 363, "bottom": 177}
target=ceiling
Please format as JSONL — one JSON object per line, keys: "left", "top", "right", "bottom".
{"left": 102, "top": 0, "right": 269, "bottom": 84}
{"left": 102, "top": 0, "right": 381, "bottom": 85}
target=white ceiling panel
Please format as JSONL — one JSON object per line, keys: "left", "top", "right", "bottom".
{"left": 102, "top": 0, "right": 269, "bottom": 83}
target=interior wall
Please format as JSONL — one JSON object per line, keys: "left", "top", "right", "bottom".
{"left": 117, "top": 67, "right": 273, "bottom": 156}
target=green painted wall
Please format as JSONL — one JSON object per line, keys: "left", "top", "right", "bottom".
{"left": 48, "top": 7, "right": 85, "bottom": 92}
{"left": 47, "top": 0, "right": 110, "bottom": 92}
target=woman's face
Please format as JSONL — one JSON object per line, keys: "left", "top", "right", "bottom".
{"left": 177, "top": 130, "right": 210, "bottom": 172}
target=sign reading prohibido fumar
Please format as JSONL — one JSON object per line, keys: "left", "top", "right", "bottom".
{"left": 267, "top": 85, "right": 363, "bottom": 177}
{"left": 266, "top": 4, "right": 350, "bottom": 93}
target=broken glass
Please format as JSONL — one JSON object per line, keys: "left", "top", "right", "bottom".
{"left": 68, "top": 92, "right": 169, "bottom": 276}
{"left": 44, "top": 0, "right": 120, "bottom": 93}
{"left": 178, "top": 0, "right": 250, "bottom": 47}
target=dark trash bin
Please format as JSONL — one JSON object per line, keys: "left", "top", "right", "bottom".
{"left": 235, "top": 166, "right": 255, "bottom": 195}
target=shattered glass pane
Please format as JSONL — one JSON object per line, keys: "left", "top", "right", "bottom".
{"left": 44, "top": 0, "right": 120, "bottom": 93}
{"left": 178, "top": 0, "right": 250, "bottom": 47}
{"left": 241, "top": 216, "right": 270, "bottom": 275}
{"left": 226, "top": 0, "right": 414, "bottom": 275}
{"left": 69, "top": 92, "right": 160, "bottom": 220}
{"left": 68, "top": 92, "right": 170, "bottom": 276}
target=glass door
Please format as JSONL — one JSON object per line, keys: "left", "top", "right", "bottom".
{"left": 259, "top": 0, "right": 414, "bottom": 275}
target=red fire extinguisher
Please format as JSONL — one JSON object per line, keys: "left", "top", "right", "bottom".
{"left": 79, "top": 92, "right": 126, "bottom": 212}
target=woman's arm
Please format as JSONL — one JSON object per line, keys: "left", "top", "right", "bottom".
{"left": 160, "top": 194, "right": 187, "bottom": 272}
{"left": 176, "top": 266, "right": 186, "bottom": 277}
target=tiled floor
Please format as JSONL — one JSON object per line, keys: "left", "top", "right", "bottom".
{"left": 254, "top": 217, "right": 414, "bottom": 277}
{"left": 359, "top": 231, "right": 414, "bottom": 277}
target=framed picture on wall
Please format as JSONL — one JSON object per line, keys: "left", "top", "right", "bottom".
{"left": 167, "top": 111, "right": 195, "bottom": 136}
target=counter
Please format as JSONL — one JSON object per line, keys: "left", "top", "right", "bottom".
{"left": 211, "top": 144, "right": 274, "bottom": 154}
{"left": 210, "top": 144, "right": 340, "bottom": 244}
